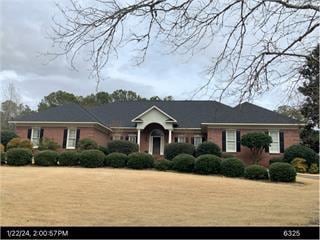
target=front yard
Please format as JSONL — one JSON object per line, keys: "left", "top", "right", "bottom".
{"left": 0, "top": 166, "right": 319, "bottom": 226}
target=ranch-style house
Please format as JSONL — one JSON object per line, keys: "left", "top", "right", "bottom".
{"left": 10, "top": 101, "right": 301, "bottom": 165}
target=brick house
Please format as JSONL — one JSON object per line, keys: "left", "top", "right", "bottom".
{"left": 10, "top": 101, "right": 301, "bottom": 165}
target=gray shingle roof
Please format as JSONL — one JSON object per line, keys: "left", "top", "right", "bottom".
{"left": 14, "top": 101, "right": 300, "bottom": 127}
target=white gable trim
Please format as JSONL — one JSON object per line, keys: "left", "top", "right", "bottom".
{"left": 131, "top": 105, "right": 177, "bottom": 123}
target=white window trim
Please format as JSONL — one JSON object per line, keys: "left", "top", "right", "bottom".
{"left": 31, "top": 127, "right": 41, "bottom": 148}
{"left": 112, "top": 135, "right": 121, "bottom": 141}
{"left": 269, "top": 130, "right": 280, "bottom": 154}
{"left": 66, "top": 128, "right": 77, "bottom": 149}
{"left": 128, "top": 134, "right": 137, "bottom": 143}
{"left": 177, "top": 135, "right": 186, "bottom": 143}
{"left": 193, "top": 135, "right": 202, "bottom": 147}
{"left": 226, "top": 130, "right": 236, "bottom": 153}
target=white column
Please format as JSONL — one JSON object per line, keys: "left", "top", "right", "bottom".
{"left": 168, "top": 129, "right": 172, "bottom": 144}
{"left": 137, "top": 129, "right": 141, "bottom": 151}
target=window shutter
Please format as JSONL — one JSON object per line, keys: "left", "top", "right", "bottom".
{"left": 279, "top": 131, "right": 284, "bottom": 153}
{"left": 174, "top": 137, "right": 178, "bottom": 143}
{"left": 236, "top": 130, "right": 241, "bottom": 152}
{"left": 222, "top": 130, "right": 226, "bottom": 152}
{"left": 40, "top": 128, "right": 44, "bottom": 139}
{"left": 265, "top": 131, "right": 269, "bottom": 153}
{"left": 62, "top": 129, "right": 68, "bottom": 149}
{"left": 125, "top": 136, "right": 129, "bottom": 141}
{"left": 185, "top": 137, "right": 188, "bottom": 143}
{"left": 202, "top": 136, "right": 206, "bottom": 142}
{"left": 191, "top": 137, "right": 194, "bottom": 145}
{"left": 27, "top": 128, "right": 32, "bottom": 139}
{"left": 76, "top": 129, "right": 80, "bottom": 146}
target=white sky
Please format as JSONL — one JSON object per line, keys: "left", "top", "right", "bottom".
{"left": 0, "top": 0, "right": 294, "bottom": 110}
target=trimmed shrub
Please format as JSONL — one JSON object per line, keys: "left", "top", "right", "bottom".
{"left": 6, "top": 148, "right": 32, "bottom": 166}
{"left": 98, "top": 146, "right": 109, "bottom": 155}
{"left": 1, "top": 152, "right": 6, "bottom": 164}
{"left": 269, "top": 162, "right": 296, "bottom": 182}
{"left": 154, "top": 159, "right": 173, "bottom": 171}
{"left": 164, "top": 143, "right": 195, "bottom": 160}
{"left": 221, "top": 158, "right": 245, "bottom": 177}
{"left": 269, "top": 157, "right": 284, "bottom": 165}
{"left": 58, "top": 151, "right": 79, "bottom": 166}
{"left": 127, "top": 152, "right": 154, "bottom": 169}
{"left": 1, "top": 130, "right": 17, "bottom": 147}
{"left": 79, "top": 150, "right": 105, "bottom": 168}
{"left": 78, "top": 138, "right": 98, "bottom": 150}
{"left": 308, "top": 163, "right": 319, "bottom": 174}
{"left": 105, "top": 152, "right": 128, "bottom": 168}
{"left": 34, "top": 150, "right": 59, "bottom": 166}
{"left": 38, "top": 138, "right": 60, "bottom": 151}
{"left": 172, "top": 154, "right": 195, "bottom": 173}
{"left": 284, "top": 145, "right": 318, "bottom": 166}
{"left": 7, "top": 138, "right": 33, "bottom": 150}
{"left": 108, "top": 140, "right": 139, "bottom": 155}
{"left": 0, "top": 144, "right": 4, "bottom": 153}
{"left": 194, "top": 154, "right": 221, "bottom": 174}
{"left": 291, "top": 158, "right": 308, "bottom": 173}
{"left": 196, "top": 141, "right": 222, "bottom": 157}
{"left": 244, "top": 165, "right": 269, "bottom": 180}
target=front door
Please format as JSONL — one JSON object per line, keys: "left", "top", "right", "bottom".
{"left": 152, "top": 137, "right": 161, "bottom": 155}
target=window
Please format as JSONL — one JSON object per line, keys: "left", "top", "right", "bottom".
{"left": 67, "top": 128, "right": 77, "bottom": 149}
{"left": 193, "top": 136, "right": 202, "bottom": 147}
{"left": 226, "top": 130, "right": 236, "bottom": 152}
{"left": 177, "top": 135, "right": 186, "bottom": 143}
{"left": 128, "top": 135, "right": 137, "bottom": 143}
{"left": 269, "top": 130, "right": 280, "bottom": 153}
{"left": 113, "top": 135, "right": 121, "bottom": 140}
{"left": 31, "top": 127, "right": 40, "bottom": 148}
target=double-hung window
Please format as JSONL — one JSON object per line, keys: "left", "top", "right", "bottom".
{"left": 67, "top": 128, "right": 77, "bottom": 149}
{"left": 193, "top": 136, "right": 202, "bottom": 147}
{"left": 177, "top": 135, "right": 186, "bottom": 143}
{"left": 31, "top": 127, "right": 41, "bottom": 148}
{"left": 269, "top": 130, "right": 280, "bottom": 153}
{"left": 226, "top": 130, "right": 236, "bottom": 152}
{"left": 128, "top": 134, "right": 137, "bottom": 143}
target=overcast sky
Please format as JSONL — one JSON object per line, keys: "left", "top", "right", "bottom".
{"left": 0, "top": 0, "right": 287, "bottom": 110}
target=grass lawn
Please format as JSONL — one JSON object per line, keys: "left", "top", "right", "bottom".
{"left": 0, "top": 166, "right": 319, "bottom": 226}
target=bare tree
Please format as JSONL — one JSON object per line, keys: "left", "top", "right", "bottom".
{"left": 51, "top": 0, "right": 319, "bottom": 101}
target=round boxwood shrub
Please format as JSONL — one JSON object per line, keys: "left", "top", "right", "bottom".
{"left": 7, "top": 138, "right": 33, "bottom": 150}
{"left": 194, "top": 154, "right": 221, "bottom": 174}
{"left": 284, "top": 144, "right": 318, "bottom": 166}
{"left": 164, "top": 143, "right": 195, "bottom": 160}
{"left": 105, "top": 152, "right": 128, "bottom": 168}
{"left": 98, "top": 146, "right": 109, "bottom": 155}
{"left": 79, "top": 150, "right": 105, "bottom": 168}
{"left": 58, "top": 151, "right": 79, "bottom": 166}
{"left": 269, "top": 157, "right": 284, "bottom": 165}
{"left": 34, "top": 150, "right": 59, "bottom": 166}
{"left": 244, "top": 165, "right": 269, "bottom": 180}
{"left": 172, "top": 154, "right": 195, "bottom": 173}
{"left": 1, "top": 152, "right": 6, "bottom": 164}
{"left": 154, "top": 159, "right": 173, "bottom": 171}
{"left": 127, "top": 152, "right": 154, "bottom": 169}
{"left": 108, "top": 140, "right": 139, "bottom": 155}
{"left": 78, "top": 138, "right": 98, "bottom": 150}
{"left": 221, "top": 158, "right": 245, "bottom": 177}
{"left": 308, "top": 163, "right": 319, "bottom": 174}
{"left": 38, "top": 138, "right": 60, "bottom": 151}
{"left": 196, "top": 141, "right": 222, "bottom": 157}
{"left": 269, "top": 162, "right": 296, "bottom": 182}
{"left": 6, "top": 148, "right": 32, "bottom": 166}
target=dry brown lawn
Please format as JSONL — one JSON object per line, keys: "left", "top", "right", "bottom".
{"left": 0, "top": 166, "right": 319, "bottom": 226}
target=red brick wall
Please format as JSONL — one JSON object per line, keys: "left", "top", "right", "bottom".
{"left": 206, "top": 127, "right": 300, "bottom": 166}
{"left": 15, "top": 125, "right": 110, "bottom": 148}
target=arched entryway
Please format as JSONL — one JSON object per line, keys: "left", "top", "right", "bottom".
{"left": 149, "top": 129, "right": 164, "bottom": 155}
